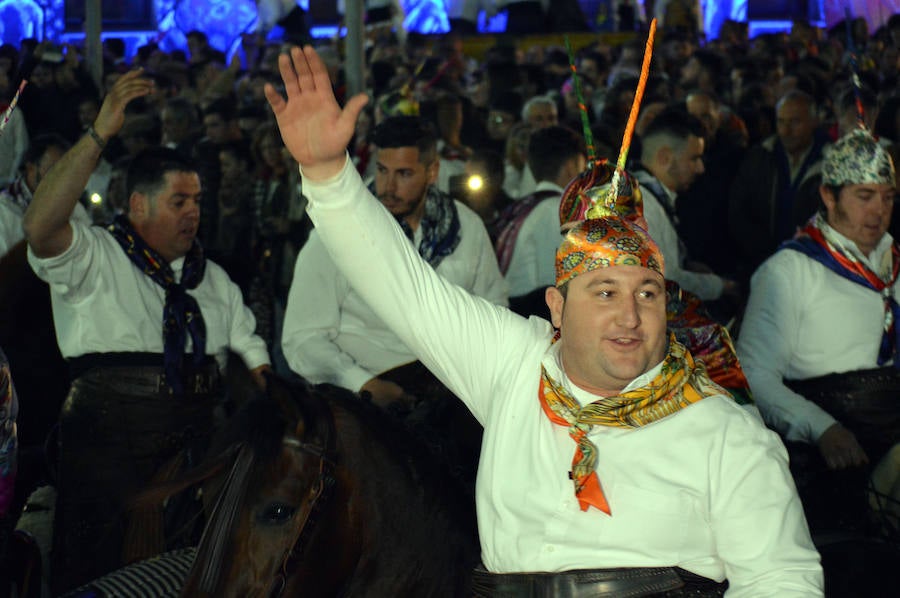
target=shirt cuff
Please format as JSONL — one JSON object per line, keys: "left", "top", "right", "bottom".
{"left": 341, "top": 366, "right": 378, "bottom": 395}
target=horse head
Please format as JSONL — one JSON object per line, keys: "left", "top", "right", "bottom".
{"left": 180, "top": 354, "right": 479, "bottom": 597}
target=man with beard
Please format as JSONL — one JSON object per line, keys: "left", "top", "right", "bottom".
{"left": 282, "top": 115, "right": 507, "bottom": 408}
{"left": 738, "top": 129, "right": 900, "bottom": 535}
{"left": 23, "top": 69, "right": 270, "bottom": 593}
{"left": 635, "top": 108, "right": 738, "bottom": 303}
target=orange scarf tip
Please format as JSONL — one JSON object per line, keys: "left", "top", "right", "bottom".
{"left": 576, "top": 472, "right": 611, "bottom": 515}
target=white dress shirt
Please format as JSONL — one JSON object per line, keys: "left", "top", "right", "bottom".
{"left": 282, "top": 194, "right": 508, "bottom": 392}
{"left": 503, "top": 162, "right": 537, "bottom": 200}
{"left": 503, "top": 181, "right": 562, "bottom": 297}
{"left": 27, "top": 221, "right": 270, "bottom": 371}
{"left": 637, "top": 170, "right": 724, "bottom": 300}
{"left": 737, "top": 225, "right": 897, "bottom": 444}
{"left": 299, "top": 156, "right": 823, "bottom": 594}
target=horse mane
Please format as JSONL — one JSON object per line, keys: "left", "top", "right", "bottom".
{"left": 307, "top": 381, "right": 476, "bottom": 500}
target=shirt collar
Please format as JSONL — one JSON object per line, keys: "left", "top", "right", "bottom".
{"left": 543, "top": 340, "right": 666, "bottom": 406}
{"left": 820, "top": 218, "right": 894, "bottom": 271}
{"left": 535, "top": 180, "right": 565, "bottom": 194}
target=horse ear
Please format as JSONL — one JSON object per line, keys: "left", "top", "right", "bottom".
{"left": 265, "top": 374, "right": 307, "bottom": 438}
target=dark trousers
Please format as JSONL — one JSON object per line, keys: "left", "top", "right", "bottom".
{"left": 50, "top": 367, "right": 218, "bottom": 594}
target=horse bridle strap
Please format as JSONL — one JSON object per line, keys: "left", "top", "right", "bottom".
{"left": 193, "top": 443, "right": 256, "bottom": 594}
{"left": 269, "top": 409, "right": 338, "bottom": 598}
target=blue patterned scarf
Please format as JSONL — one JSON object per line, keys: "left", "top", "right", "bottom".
{"left": 782, "top": 214, "right": 900, "bottom": 367}
{"left": 107, "top": 214, "right": 208, "bottom": 395}
{"left": 368, "top": 181, "right": 461, "bottom": 268}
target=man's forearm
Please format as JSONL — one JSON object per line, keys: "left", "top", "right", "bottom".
{"left": 24, "top": 131, "right": 105, "bottom": 257}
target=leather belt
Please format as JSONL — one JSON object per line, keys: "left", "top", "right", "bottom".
{"left": 72, "top": 360, "right": 221, "bottom": 398}
{"left": 471, "top": 566, "right": 686, "bottom": 598}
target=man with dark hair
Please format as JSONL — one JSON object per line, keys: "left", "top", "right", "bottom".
{"left": 201, "top": 97, "right": 240, "bottom": 146}
{"left": 738, "top": 129, "right": 900, "bottom": 535}
{"left": 729, "top": 89, "right": 827, "bottom": 277}
{"left": 195, "top": 98, "right": 242, "bottom": 245}
{"left": 494, "top": 125, "right": 586, "bottom": 315}
{"left": 0, "top": 134, "right": 80, "bottom": 256}
{"left": 23, "top": 70, "right": 269, "bottom": 593}
{"left": 267, "top": 46, "right": 823, "bottom": 594}
{"left": 637, "top": 107, "right": 737, "bottom": 302}
{"left": 282, "top": 115, "right": 507, "bottom": 408}
{"left": 160, "top": 96, "right": 199, "bottom": 157}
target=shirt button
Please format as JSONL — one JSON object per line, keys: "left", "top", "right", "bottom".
{"left": 546, "top": 545, "right": 555, "bottom": 553}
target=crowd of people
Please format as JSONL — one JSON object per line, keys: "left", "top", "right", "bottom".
{"left": 0, "top": 9, "right": 899, "bottom": 595}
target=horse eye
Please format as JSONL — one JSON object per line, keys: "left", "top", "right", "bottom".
{"left": 258, "top": 502, "right": 296, "bottom": 525}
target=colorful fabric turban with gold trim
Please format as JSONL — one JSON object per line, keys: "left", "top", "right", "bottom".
{"left": 556, "top": 217, "right": 664, "bottom": 287}
{"left": 558, "top": 159, "right": 643, "bottom": 228}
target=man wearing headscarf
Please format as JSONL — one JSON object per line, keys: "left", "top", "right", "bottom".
{"left": 738, "top": 129, "right": 900, "bottom": 532}
{"left": 269, "top": 45, "right": 822, "bottom": 595}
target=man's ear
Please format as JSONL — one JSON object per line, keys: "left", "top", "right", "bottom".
{"left": 819, "top": 184, "right": 836, "bottom": 214}
{"left": 656, "top": 145, "right": 673, "bottom": 169}
{"left": 545, "top": 286, "right": 565, "bottom": 329}
{"left": 128, "top": 192, "right": 147, "bottom": 219}
{"left": 426, "top": 159, "right": 439, "bottom": 185}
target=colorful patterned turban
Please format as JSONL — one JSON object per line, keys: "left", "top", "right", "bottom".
{"left": 556, "top": 217, "right": 664, "bottom": 287}
{"left": 559, "top": 159, "right": 643, "bottom": 228}
{"left": 822, "top": 129, "right": 895, "bottom": 187}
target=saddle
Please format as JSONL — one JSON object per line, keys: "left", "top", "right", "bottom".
{"left": 786, "top": 366, "right": 900, "bottom": 456}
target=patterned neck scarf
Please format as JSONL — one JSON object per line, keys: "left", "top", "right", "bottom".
{"left": 782, "top": 213, "right": 900, "bottom": 367}
{"left": 539, "top": 334, "right": 724, "bottom": 515}
{"left": 107, "top": 214, "right": 208, "bottom": 395}
{"left": 368, "top": 181, "right": 461, "bottom": 268}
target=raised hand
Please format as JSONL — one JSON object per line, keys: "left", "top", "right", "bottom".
{"left": 93, "top": 68, "right": 155, "bottom": 141}
{"left": 264, "top": 45, "right": 368, "bottom": 181}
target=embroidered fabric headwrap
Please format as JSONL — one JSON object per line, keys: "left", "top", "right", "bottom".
{"left": 108, "top": 214, "right": 208, "bottom": 396}
{"left": 367, "top": 180, "right": 461, "bottom": 268}
{"left": 559, "top": 159, "right": 643, "bottom": 228}
{"left": 822, "top": 128, "right": 895, "bottom": 187}
{"left": 540, "top": 20, "right": 727, "bottom": 516}
{"left": 556, "top": 217, "right": 663, "bottom": 288}
{"left": 540, "top": 336, "right": 725, "bottom": 515}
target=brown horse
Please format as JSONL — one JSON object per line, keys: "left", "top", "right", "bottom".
{"left": 167, "top": 356, "right": 480, "bottom": 597}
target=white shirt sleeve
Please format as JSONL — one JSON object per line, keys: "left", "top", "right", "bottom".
{"left": 710, "top": 408, "right": 824, "bottom": 595}
{"left": 641, "top": 189, "right": 724, "bottom": 300}
{"left": 737, "top": 254, "right": 837, "bottom": 444}
{"left": 281, "top": 231, "right": 377, "bottom": 392}
{"left": 302, "top": 158, "right": 539, "bottom": 423}
{"left": 220, "top": 264, "right": 270, "bottom": 370}
{"left": 27, "top": 220, "right": 97, "bottom": 301}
